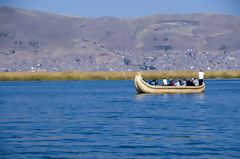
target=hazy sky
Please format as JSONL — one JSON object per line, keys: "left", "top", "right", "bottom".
{"left": 1, "top": 0, "right": 240, "bottom": 17}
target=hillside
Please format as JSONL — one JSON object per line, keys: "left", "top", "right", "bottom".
{"left": 0, "top": 6, "right": 240, "bottom": 72}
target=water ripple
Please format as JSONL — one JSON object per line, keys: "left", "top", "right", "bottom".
{"left": 0, "top": 80, "right": 240, "bottom": 158}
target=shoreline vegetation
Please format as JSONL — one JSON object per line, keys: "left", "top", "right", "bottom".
{"left": 0, "top": 71, "right": 240, "bottom": 81}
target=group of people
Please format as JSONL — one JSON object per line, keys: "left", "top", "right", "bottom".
{"left": 148, "top": 70, "right": 205, "bottom": 86}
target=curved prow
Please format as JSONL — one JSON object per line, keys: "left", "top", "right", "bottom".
{"left": 134, "top": 72, "right": 143, "bottom": 93}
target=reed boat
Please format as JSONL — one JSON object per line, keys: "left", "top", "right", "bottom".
{"left": 134, "top": 73, "right": 205, "bottom": 94}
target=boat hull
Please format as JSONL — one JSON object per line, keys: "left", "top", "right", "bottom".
{"left": 134, "top": 73, "right": 205, "bottom": 94}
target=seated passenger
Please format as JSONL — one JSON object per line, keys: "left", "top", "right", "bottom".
{"left": 186, "top": 79, "right": 194, "bottom": 86}
{"left": 149, "top": 80, "right": 156, "bottom": 86}
{"left": 182, "top": 79, "right": 187, "bottom": 86}
{"left": 178, "top": 77, "right": 183, "bottom": 86}
{"left": 168, "top": 79, "right": 175, "bottom": 86}
{"left": 186, "top": 80, "right": 191, "bottom": 86}
{"left": 193, "top": 78, "right": 199, "bottom": 86}
{"left": 174, "top": 80, "right": 181, "bottom": 86}
{"left": 154, "top": 79, "right": 159, "bottom": 86}
{"left": 162, "top": 78, "right": 168, "bottom": 86}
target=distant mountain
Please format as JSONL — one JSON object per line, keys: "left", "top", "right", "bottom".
{"left": 0, "top": 6, "right": 240, "bottom": 72}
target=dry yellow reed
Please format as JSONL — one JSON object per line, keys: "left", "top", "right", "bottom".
{"left": 0, "top": 71, "right": 239, "bottom": 81}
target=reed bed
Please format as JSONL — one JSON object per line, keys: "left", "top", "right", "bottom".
{"left": 0, "top": 71, "right": 239, "bottom": 81}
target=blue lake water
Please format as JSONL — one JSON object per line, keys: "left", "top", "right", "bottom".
{"left": 0, "top": 79, "right": 240, "bottom": 158}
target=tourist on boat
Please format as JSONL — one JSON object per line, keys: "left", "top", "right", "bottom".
{"left": 193, "top": 78, "right": 199, "bottom": 86}
{"left": 178, "top": 77, "right": 183, "bottom": 86}
{"left": 182, "top": 79, "right": 187, "bottom": 86}
{"left": 155, "top": 79, "right": 159, "bottom": 86}
{"left": 149, "top": 79, "right": 158, "bottom": 86}
{"left": 199, "top": 69, "right": 204, "bottom": 85}
{"left": 162, "top": 78, "right": 168, "bottom": 86}
{"left": 174, "top": 80, "right": 181, "bottom": 86}
{"left": 186, "top": 79, "right": 194, "bottom": 86}
{"left": 149, "top": 80, "right": 155, "bottom": 86}
{"left": 168, "top": 79, "right": 175, "bottom": 86}
{"left": 148, "top": 80, "right": 153, "bottom": 85}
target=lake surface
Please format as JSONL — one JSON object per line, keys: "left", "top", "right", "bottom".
{"left": 0, "top": 79, "right": 240, "bottom": 158}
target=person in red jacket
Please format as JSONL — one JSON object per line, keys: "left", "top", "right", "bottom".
{"left": 168, "top": 79, "right": 175, "bottom": 86}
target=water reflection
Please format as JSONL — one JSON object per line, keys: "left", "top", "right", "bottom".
{"left": 195, "top": 93, "right": 205, "bottom": 104}
{"left": 134, "top": 93, "right": 174, "bottom": 102}
{"left": 135, "top": 93, "right": 205, "bottom": 102}
{"left": 134, "top": 93, "right": 149, "bottom": 100}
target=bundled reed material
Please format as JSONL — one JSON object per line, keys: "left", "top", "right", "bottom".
{"left": 0, "top": 71, "right": 239, "bottom": 81}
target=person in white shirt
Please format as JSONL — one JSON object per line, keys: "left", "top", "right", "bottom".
{"left": 198, "top": 70, "right": 204, "bottom": 85}
{"left": 162, "top": 78, "right": 168, "bottom": 86}
{"left": 174, "top": 80, "right": 181, "bottom": 86}
{"left": 182, "top": 79, "right": 187, "bottom": 86}
{"left": 193, "top": 78, "right": 199, "bottom": 86}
